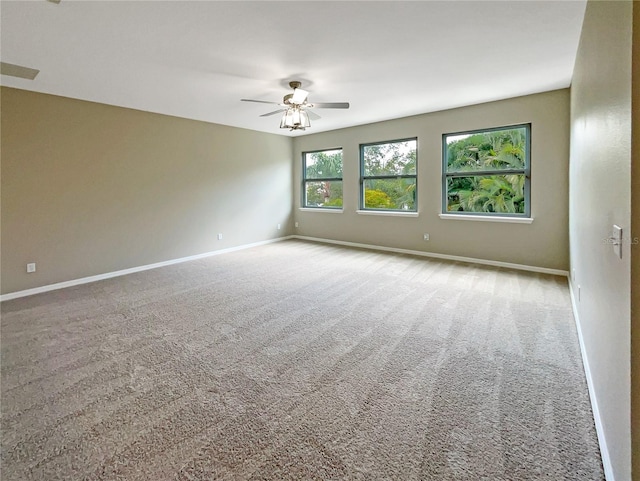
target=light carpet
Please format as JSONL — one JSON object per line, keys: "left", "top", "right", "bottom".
{"left": 1, "top": 239, "right": 604, "bottom": 480}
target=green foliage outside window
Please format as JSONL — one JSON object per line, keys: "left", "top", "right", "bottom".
{"left": 444, "top": 126, "right": 529, "bottom": 215}
{"left": 304, "top": 150, "right": 343, "bottom": 208}
{"left": 364, "top": 189, "right": 393, "bottom": 209}
{"left": 361, "top": 139, "right": 417, "bottom": 211}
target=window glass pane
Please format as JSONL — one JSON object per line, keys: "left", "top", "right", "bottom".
{"left": 305, "top": 180, "right": 343, "bottom": 208}
{"left": 363, "top": 178, "right": 416, "bottom": 211}
{"left": 363, "top": 140, "right": 416, "bottom": 176}
{"left": 304, "top": 149, "right": 343, "bottom": 179}
{"left": 445, "top": 127, "right": 527, "bottom": 173}
{"left": 446, "top": 175, "right": 526, "bottom": 214}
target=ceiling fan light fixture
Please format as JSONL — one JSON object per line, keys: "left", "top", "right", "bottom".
{"left": 291, "top": 88, "right": 309, "bottom": 105}
{"left": 282, "top": 93, "right": 293, "bottom": 105}
{"left": 242, "top": 80, "right": 348, "bottom": 131}
{"left": 280, "top": 107, "right": 310, "bottom": 131}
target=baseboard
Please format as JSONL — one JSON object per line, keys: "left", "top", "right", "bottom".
{"left": 0, "top": 236, "right": 294, "bottom": 302}
{"left": 292, "top": 235, "right": 570, "bottom": 277}
{"left": 2, "top": 234, "right": 569, "bottom": 299}
{"left": 568, "top": 279, "right": 615, "bottom": 481}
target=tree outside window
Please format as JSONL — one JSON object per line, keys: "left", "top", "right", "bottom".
{"left": 303, "top": 149, "right": 343, "bottom": 208}
{"left": 360, "top": 138, "right": 417, "bottom": 211}
{"left": 443, "top": 124, "right": 530, "bottom": 217}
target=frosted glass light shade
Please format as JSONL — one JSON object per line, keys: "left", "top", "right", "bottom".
{"left": 280, "top": 107, "right": 311, "bottom": 130}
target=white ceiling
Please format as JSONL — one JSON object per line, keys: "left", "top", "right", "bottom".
{"left": 0, "top": 0, "right": 586, "bottom": 137}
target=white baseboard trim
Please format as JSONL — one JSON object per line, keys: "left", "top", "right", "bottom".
{"left": 568, "top": 279, "right": 614, "bottom": 481}
{"left": 0, "top": 236, "right": 294, "bottom": 302}
{"left": 0, "top": 234, "right": 569, "bottom": 300}
{"left": 292, "top": 235, "right": 569, "bottom": 277}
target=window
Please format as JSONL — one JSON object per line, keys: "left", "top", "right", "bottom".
{"left": 303, "top": 148, "right": 343, "bottom": 208}
{"left": 443, "top": 124, "right": 530, "bottom": 217}
{"left": 360, "top": 138, "right": 417, "bottom": 211}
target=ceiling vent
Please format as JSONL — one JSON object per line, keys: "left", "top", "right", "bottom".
{"left": 1, "top": 62, "right": 40, "bottom": 80}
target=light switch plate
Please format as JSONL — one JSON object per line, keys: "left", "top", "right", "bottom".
{"left": 613, "top": 225, "right": 622, "bottom": 259}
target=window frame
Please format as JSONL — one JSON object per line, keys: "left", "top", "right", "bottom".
{"left": 359, "top": 137, "right": 418, "bottom": 212}
{"left": 441, "top": 123, "right": 531, "bottom": 218}
{"left": 302, "top": 147, "right": 344, "bottom": 210}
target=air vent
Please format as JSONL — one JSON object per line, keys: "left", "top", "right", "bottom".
{"left": 0, "top": 62, "right": 40, "bottom": 80}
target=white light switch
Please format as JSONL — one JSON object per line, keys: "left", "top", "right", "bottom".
{"left": 26, "top": 263, "right": 36, "bottom": 273}
{"left": 612, "top": 225, "right": 622, "bottom": 259}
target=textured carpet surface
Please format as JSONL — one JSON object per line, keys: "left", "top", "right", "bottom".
{"left": 1, "top": 239, "right": 603, "bottom": 480}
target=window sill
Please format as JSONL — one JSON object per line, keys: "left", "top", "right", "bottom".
{"left": 439, "top": 214, "right": 533, "bottom": 224}
{"left": 299, "top": 207, "right": 343, "bottom": 214}
{"left": 356, "top": 210, "right": 419, "bottom": 218}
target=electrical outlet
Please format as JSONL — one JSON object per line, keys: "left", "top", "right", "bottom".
{"left": 423, "top": 233, "right": 429, "bottom": 241}
{"left": 295, "top": 222, "right": 299, "bottom": 228}
{"left": 26, "top": 262, "right": 36, "bottom": 273}
{"left": 277, "top": 223, "right": 281, "bottom": 230}
{"left": 217, "top": 233, "right": 223, "bottom": 240}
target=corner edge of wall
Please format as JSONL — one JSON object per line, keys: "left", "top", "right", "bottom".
{"left": 568, "top": 278, "right": 616, "bottom": 481}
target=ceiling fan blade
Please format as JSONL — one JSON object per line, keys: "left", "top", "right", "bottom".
{"left": 1, "top": 62, "right": 39, "bottom": 80}
{"left": 306, "top": 109, "right": 321, "bottom": 120}
{"left": 260, "top": 109, "right": 286, "bottom": 117}
{"left": 309, "top": 102, "right": 350, "bottom": 109}
{"left": 241, "top": 99, "right": 281, "bottom": 105}
{"left": 291, "top": 88, "right": 309, "bottom": 105}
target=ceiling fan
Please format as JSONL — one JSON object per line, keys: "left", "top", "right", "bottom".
{"left": 241, "top": 81, "right": 349, "bottom": 131}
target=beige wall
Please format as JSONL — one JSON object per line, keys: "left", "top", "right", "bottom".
{"left": 293, "top": 90, "right": 570, "bottom": 271}
{"left": 0, "top": 87, "right": 293, "bottom": 295}
{"left": 1, "top": 87, "right": 571, "bottom": 296}
{"left": 569, "top": 1, "right": 633, "bottom": 480}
